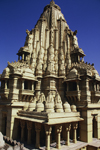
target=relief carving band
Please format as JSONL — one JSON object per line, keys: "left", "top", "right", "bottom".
{"left": 0, "top": 0, "right": 100, "bottom": 150}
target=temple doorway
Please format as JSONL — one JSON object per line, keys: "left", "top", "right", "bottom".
{"left": 2, "top": 114, "right": 7, "bottom": 135}
{"left": 92, "top": 115, "right": 97, "bottom": 138}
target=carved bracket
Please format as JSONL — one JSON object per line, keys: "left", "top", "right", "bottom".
{"left": 73, "top": 122, "right": 78, "bottom": 130}
{"left": 65, "top": 123, "right": 71, "bottom": 131}
{"left": 56, "top": 124, "right": 62, "bottom": 133}
{"left": 45, "top": 125, "right": 52, "bottom": 135}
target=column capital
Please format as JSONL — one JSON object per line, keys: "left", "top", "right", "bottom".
{"left": 73, "top": 122, "right": 78, "bottom": 130}
{"left": 65, "top": 123, "right": 71, "bottom": 131}
{"left": 56, "top": 124, "right": 62, "bottom": 133}
{"left": 45, "top": 125, "right": 52, "bottom": 135}
{"left": 27, "top": 121, "right": 32, "bottom": 130}
{"left": 20, "top": 120, "right": 25, "bottom": 128}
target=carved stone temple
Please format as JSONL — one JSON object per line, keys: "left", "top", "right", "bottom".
{"left": 0, "top": 1, "right": 100, "bottom": 150}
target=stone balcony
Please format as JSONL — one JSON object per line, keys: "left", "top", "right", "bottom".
{"left": 0, "top": 89, "right": 9, "bottom": 99}
{"left": 66, "top": 90, "right": 81, "bottom": 101}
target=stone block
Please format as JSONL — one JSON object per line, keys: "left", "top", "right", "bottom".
{"left": 0, "top": 132, "right": 5, "bottom": 148}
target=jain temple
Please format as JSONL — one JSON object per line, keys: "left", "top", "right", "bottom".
{"left": 0, "top": 0, "right": 100, "bottom": 150}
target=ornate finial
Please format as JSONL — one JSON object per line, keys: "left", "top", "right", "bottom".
{"left": 50, "top": 0, "right": 55, "bottom": 6}
{"left": 26, "top": 29, "right": 30, "bottom": 35}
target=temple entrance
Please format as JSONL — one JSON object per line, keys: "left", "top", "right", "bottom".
{"left": 92, "top": 116, "right": 97, "bottom": 138}
{"left": 40, "top": 124, "right": 46, "bottom": 146}
{"left": 24, "top": 122, "right": 28, "bottom": 142}
{"left": 17, "top": 121, "right": 21, "bottom": 141}
{"left": 52, "top": 125, "right": 56, "bottom": 142}
{"left": 32, "top": 122, "right": 36, "bottom": 145}
{"left": 2, "top": 114, "right": 7, "bottom": 135}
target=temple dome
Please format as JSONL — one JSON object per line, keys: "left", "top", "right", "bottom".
{"left": 3, "top": 67, "right": 10, "bottom": 73}
{"left": 70, "top": 68, "right": 78, "bottom": 74}
{"left": 2, "top": 67, "right": 10, "bottom": 77}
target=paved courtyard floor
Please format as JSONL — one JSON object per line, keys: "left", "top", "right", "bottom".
{"left": 23, "top": 140, "right": 88, "bottom": 150}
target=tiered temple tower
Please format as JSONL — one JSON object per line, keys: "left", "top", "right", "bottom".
{"left": 0, "top": 1, "right": 100, "bottom": 149}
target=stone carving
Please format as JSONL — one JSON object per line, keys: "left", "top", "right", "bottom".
{"left": 28, "top": 102, "right": 36, "bottom": 111}
{"left": 45, "top": 91, "right": 54, "bottom": 112}
{"left": 46, "top": 91, "right": 54, "bottom": 103}
{"left": 55, "top": 93, "right": 63, "bottom": 112}
{"left": 38, "top": 93, "right": 46, "bottom": 103}
{"left": 73, "top": 35, "right": 79, "bottom": 48}
{"left": 47, "top": 62, "right": 55, "bottom": 74}
{"left": 36, "top": 93, "right": 45, "bottom": 112}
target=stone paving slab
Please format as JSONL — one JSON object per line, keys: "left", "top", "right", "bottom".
{"left": 88, "top": 138, "right": 100, "bottom": 148}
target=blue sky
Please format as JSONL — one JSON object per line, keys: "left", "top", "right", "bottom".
{"left": 0, "top": 0, "right": 100, "bottom": 74}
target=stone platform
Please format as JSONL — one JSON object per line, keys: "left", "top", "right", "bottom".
{"left": 88, "top": 138, "right": 100, "bottom": 149}
{"left": 40, "top": 140, "right": 88, "bottom": 150}
{"left": 15, "top": 138, "right": 100, "bottom": 150}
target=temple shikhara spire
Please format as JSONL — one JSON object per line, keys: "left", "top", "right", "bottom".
{"left": 0, "top": 1, "right": 100, "bottom": 150}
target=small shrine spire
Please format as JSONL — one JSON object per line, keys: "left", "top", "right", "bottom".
{"left": 50, "top": 0, "right": 55, "bottom": 6}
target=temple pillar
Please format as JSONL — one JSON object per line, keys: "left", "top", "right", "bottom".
{"left": 82, "top": 57, "right": 84, "bottom": 62}
{"left": 5, "top": 79, "right": 7, "bottom": 89}
{"left": 81, "top": 77, "right": 91, "bottom": 102}
{"left": 27, "top": 121, "right": 32, "bottom": 144}
{"left": 22, "top": 80, "right": 24, "bottom": 90}
{"left": 35, "top": 123, "right": 41, "bottom": 148}
{"left": 97, "top": 84, "right": 99, "bottom": 91}
{"left": 32, "top": 81, "right": 34, "bottom": 91}
{"left": 20, "top": 120, "right": 25, "bottom": 142}
{"left": 73, "top": 123, "right": 78, "bottom": 143}
{"left": 65, "top": 123, "right": 71, "bottom": 146}
{"left": 77, "top": 81, "right": 79, "bottom": 91}
{"left": 22, "top": 53, "right": 24, "bottom": 61}
{"left": 94, "top": 82, "right": 96, "bottom": 91}
{"left": 45, "top": 125, "right": 52, "bottom": 150}
{"left": 56, "top": 125, "right": 62, "bottom": 149}
{"left": 78, "top": 55, "right": 80, "bottom": 62}
{"left": 9, "top": 77, "right": 19, "bottom": 101}
{"left": 77, "top": 81, "right": 80, "bottom": 101}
